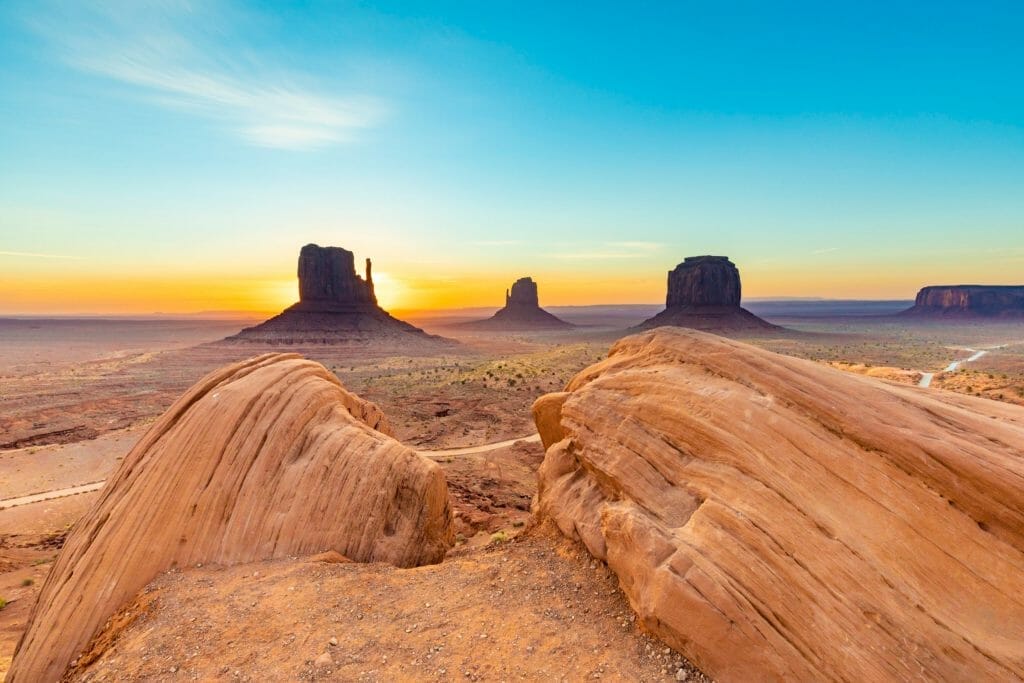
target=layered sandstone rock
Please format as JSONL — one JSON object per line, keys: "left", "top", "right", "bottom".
{"left": 639, "top": 256, "right": 777, "bottom": 332}
{"left": 458, "top": 277, "right": 572, "bottom": 330}
{"left": 902, "top": 285, "right": 1024, "bottom": 317}
{"left": 8, "top": 354, "right": 453, "bottom": 682}
{"left": 228, "top": 244, "right": 454, "bottom": 345}
{"left": 533, "top": 328, "right": 1024, "bottom": 682}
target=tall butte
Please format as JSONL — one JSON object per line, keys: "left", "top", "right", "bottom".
{"left": 459, "top": 277, "right": 572, "bottom": 330}
{"left": 227, "top": 244, "right": 453, "bottom": 345}
{"left": 638, "top": 255, "right": 778, "bottom": 332}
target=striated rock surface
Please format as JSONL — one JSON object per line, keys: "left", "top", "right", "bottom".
{"left": 458, "top": 277, "right": 572, "bottom": 330}
{"left": 533, "top": 328, "right": 1024, "bottom": 682}
{"left": 639, "top": 256, "right": 778, "bottom": 332}
{"left": 902, "top": 285, "right": 1024, "bottom": 317}
{"left": 8, "top": 354, "right": 453, "bottom": 682}
{"left": 227, "top": 244, "right": 455, "bottom": 346}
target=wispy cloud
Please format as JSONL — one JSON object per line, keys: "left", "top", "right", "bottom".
{"left": 26, "top": 1, "right": 384, "bottom": 150}
{"left": 0, "top": 250, "right": 82, "bottom": 259}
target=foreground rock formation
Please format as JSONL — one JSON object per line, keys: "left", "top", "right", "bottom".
{"left": 458, "top": 277, "right": 572, "bottom": 330}
{"left": 533, "top": 328, "right": 1024, "bottom": 682}
{"left": 639, "top": 256, "right": 778, "bottom": 332}
{"left": 228, "top": 244, "right": 454, "bottom": 345}
{"left": 902, "top": 284, "right": 1024, "bottom": 317}
{"left": 9, "top": 354, "right": 453, "bottom": 682}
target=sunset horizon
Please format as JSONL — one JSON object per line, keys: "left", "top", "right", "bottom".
{"left": 3, "top": 2, "right": 1023, "bottom": 315}
{"left": 3, "top": 3, "right": 1024, "bottom": 680}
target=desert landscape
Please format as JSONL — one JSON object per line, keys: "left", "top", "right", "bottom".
{"left": 2, "top": 252, "right": 1023, "bottom": 679}
{"left": 4, "top": 3, "right": 1024, "bottom": 680}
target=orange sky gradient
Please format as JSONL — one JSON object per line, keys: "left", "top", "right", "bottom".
{"left": 5, "top": 254, "right": 1023, "bottom": 316}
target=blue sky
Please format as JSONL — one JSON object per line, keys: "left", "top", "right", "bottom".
{"left": 1, "top": 1, "right": 1023, "bottom": 312}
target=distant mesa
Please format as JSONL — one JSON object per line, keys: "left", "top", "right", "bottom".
{"left": 901, "top": 285, "right": 1024, "bottom": 318}
{"left": 638, "top": 255, "right": 779, "bottom": 332}
{"left": 457, "top": 277, "right": 573, "bottom": 330}
{"left": 226, "top": 243, "right": 454, "bottom": 345}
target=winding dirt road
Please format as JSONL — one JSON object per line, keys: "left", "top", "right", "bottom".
{"left": 0, "top": 434, "right": 542, "bottom": 511}
{"left": 917, "top": 344, "right": 1008, "bottom": 388}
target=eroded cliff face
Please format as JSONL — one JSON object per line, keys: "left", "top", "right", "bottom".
{"left": 904, "top": 285, "right": 1024, "bottom": 316}
{"left": 666, "top": 256, "right": 741, "bottom": 307}
{"left": 506, "top": 277, "right": 540, "bottom": 308}
{"left": 9, "top": 354, "right": 453, "bottom": 682}
{"left": 296, "top": 243, "right": 376, "bottom": 309}
{"left": 639, "top": 256, "right": 777, "bottom": 332}
{"left": 533, "top": 328, "right": 1024, "bottom": 682}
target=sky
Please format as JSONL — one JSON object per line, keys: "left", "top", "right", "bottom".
{"left": 2, "top": 0, "right": 1023, "bottom": 314}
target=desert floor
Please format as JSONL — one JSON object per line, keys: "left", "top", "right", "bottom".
{"left": 1, "top": 310, "right": 1023, "bottom": 678}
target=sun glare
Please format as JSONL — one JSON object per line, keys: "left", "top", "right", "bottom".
{"left": 370, "top": 270, "right": 405, "bottom": 310}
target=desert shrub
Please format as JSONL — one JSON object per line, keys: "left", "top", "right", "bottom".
{"left": 21, "top": 578, "right": 33, "bottom": 587}
{"left": 0, "top": 598, "right": 6, "bottom": 610}
{"left": 490, "top": 531, "right": 509, "bottom": 544}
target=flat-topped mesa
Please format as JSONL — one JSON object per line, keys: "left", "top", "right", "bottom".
{"left": 226, "top": 243, "right": 455, "bottom": 346}
{"left": 902, "top": 285, "right": 1024, "bottom": 317}
{"left": 639, "top": 255, "right": 778, "bottom": 333}
{"left": 295, "top": 244, "right": 376, "bottom": 311}
{"left": 459, "top": 276, "right": 572, "bottom": 330}
{"left": 667, "top": 256, "right": 741, "bottom": 307}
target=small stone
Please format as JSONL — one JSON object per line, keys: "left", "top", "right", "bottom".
{"left": 169, "top": 665, "right": 178, "bottom": 673}
{"left": 315, "top": 652, "right": 333, "bottom": 667}
{"left": 329, "top": 637, "right": 338, "bottom": 646}
{"left": 675, "top": 669, "right": 689, "bottom": 681}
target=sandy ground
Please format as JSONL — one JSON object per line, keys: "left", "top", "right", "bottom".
{"left": 71, "top": 523, "right": 709, "bottom": 683}
{"left": 0, "top": 428, "right": 140, "bottom": 499}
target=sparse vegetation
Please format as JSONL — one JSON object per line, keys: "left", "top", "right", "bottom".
{"left": 489, "top": 531, "right": 509, "bottom": 544}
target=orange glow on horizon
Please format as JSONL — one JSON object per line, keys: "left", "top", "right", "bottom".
{"left": 4, "top": 257, "right": 1021, "bottom": 316}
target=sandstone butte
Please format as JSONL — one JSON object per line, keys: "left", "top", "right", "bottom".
{"left": 458, "top": 277, "right": 573, "bottom": 330}
{"left": 227, "top": 243, "right": 454, "bottom": 345}
{"left": 639, "top": 256, "right": 778, "bottom": 332}
{"left": 533, "top": 327, "right": 1024, "bottom": 682}
{"left": 7, "top": 353, "right": 454, "bottom": 683}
